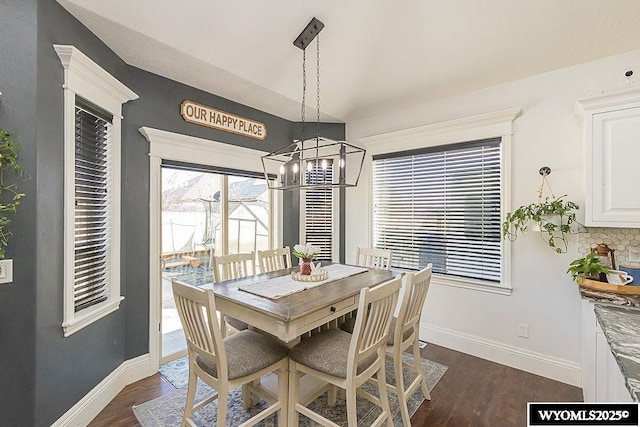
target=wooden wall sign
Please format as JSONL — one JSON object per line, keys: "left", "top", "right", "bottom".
{"left": 180, "top": 100, "right": 267, "bottom": 140}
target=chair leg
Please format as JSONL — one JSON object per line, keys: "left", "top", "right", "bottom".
{"left": 217, "top": 383, "right": 228, "bottom": 426}
{"left": 413, "top": 339, "right": 431, "bottom": 400}
{"left": 328, "top": 384, "right": 337, "bottom": 407}
{"left": 288, "top": 361, "right": 299, "bottom": 427}
{"left": 376, "top": 359, "right": 394, "bottom": 427}
{"left": 394, "top": 349, "right": 412, "bottom": 427}
{"left": 242, "top": 384, "right": 254, "bottom": 410}
{"left": 346, "top": 380, "right": 358, "bottom": 426}
{"left": 182, "top": 369, "right": 198, "bottom": 427}
{"left": 278, "top": 365, "right": 289, "bottom": 427}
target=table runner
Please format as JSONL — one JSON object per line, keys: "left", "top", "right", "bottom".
{"left": 238, "top": 264, "right": 368, "bottom": 299}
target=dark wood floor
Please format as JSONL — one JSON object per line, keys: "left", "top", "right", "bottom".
{"left": 89, "top": 344, "right": 582, "bottom": 426}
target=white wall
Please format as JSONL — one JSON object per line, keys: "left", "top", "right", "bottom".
{"left": 346, "top": 48, "right": 640, "bottom": 386}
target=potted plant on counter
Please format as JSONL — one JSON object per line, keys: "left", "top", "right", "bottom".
{"left": 567, "top": 252, "right": 610, "bottom": 283}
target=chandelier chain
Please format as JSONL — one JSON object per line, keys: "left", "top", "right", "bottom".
{"left": 301, "top": 49, "right": 306, "bottom": 144}
{"left": 316, "top": 34, "right": 320, "bottom": 144}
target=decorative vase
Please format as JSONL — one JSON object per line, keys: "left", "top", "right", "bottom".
{"left": 300, "top": 258, "right": 313, "bottom": 275}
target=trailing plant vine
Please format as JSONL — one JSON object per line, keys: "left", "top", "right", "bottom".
{"left": 502, "top": 195, "right": 580, "bottom": 254}
{"left": 0, "top": 128, "right": 25, "bottom": 258}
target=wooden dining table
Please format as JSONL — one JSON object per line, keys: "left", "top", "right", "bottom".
{"left": 201, "top": 264, "right": 395, "bottom": 344}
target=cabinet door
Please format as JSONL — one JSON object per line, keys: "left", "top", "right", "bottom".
{"left": 590, "top": 107, "right": 640, "bottom": 226}
{"left": 594, "top": 323, "right": 633, "bottom": 402}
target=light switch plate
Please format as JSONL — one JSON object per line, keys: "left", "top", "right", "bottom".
{"left": 0, "top": 259, "right": 13, "bottom": 284}
{"left": 629, "top": 246, "right": 640, "bottom": 263}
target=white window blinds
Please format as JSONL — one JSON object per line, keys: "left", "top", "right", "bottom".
{"left": 372, "top": 138, "right": 502, "bottom": 282}
{"left": 304, "top": 164, "right": 334, "bottom": 261}
{"left": 74, "top": 100, "right": 113, "bottom": 312}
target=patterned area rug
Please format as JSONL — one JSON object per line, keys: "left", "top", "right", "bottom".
{"left": 163, "top": 264, "right": 213, "bottom": 287}
{"left": 159, "top": 356, "right": 190, "bottom": 388}
{"left": 136, "top": 354, "right": 447, "bottom": 426}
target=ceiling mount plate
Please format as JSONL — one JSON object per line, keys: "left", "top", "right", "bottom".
{"left": 293, "top": 17, "right": 325, "bottom": 50}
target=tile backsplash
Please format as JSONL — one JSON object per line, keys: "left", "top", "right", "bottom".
{"left": 577, "top": 227, "right": 640, "bottom": 267}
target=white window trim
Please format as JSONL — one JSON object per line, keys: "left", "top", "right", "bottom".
{"left": 299, "top": 187, "right": 340, "bottom": 262}
{"left": 56, "top": 45, "right": 138, "bottom": 337}
{"left": 360, "top": 107, "right": 522, "bottom": 295}
{"left": 139, "top": 126, "right": 280, "bottom": 371}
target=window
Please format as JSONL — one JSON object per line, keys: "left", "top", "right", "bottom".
{"left": 73, "top": 100, "right": 113, "bottom": 312}
{"left": 161, "top": 164, "right": 273, "bottom": 260}
{"left": 56, "top": 45, "right": 138, "bottom": 336}
{"left": 372, "top": 138, "right": 502, "bottom": 283}
{"left": 301, "top": 163, "right": 338, "bottom": 261}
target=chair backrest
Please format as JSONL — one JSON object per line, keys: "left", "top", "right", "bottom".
{"left": 393, "top": 264, "right": 432, "bottom": 347}
{"left": 355, "top": 247, "right": 392, "bottom": 270}
{"left": 258, "top": 247, "right": 292, "bottom": 273}
{"left": 348, "top": 275, "right": 401, "bottom": 379}
{"left": 171, "top": 279, "right": 228, "bottom": 379}
{"left": 213, "top": 252, "right": 255, "bottom": 282}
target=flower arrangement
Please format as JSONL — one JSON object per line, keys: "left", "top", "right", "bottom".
{"left": 292, "top": 243, "right": 321, "bottom": 261}
{"left": 292, "top": 243, "right": 321, "bottom": 275}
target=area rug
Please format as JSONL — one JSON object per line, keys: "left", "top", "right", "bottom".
{"left": 136, "top": 353, "right": 447, "bottom": 426}
{"left": 163, "top": 263, "right": 213, "bottom": 287}
{"left": 159, "top": 356, "right": 190, "bottom": 388}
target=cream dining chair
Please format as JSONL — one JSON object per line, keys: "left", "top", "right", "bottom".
{"left": 288, "top": 276, "right": 402, "bottom": 427}
{"left": 258, "top": 246, "right": 292, "bottom": 273}
{"left": 386, "top": 264, "right": 433, "bottom": 426}
{"left": 356, "top": 247, "right": 392, "bottom": 270}
{"left": 171, "top": 279, "right": 289, "bottom": 427}
{"left": 212, "top": 252, "right": 255, "bottom": 337}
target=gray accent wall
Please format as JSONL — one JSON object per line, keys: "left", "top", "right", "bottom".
{"left": 0, "top": 0, "right": 38, "bottom": 425}
{"left": 1, "top": 1, "right": 346, "bottom": 424}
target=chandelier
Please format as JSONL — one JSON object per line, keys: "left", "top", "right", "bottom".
{"left": 262, "top": 18, "right": 365, "bottom": 190}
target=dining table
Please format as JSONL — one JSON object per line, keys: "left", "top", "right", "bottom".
{"left": 201, "top": 264, "right": 395, "bottom": 344}
{"left": 200, "top": 263, "right": 396, "bottom": 414}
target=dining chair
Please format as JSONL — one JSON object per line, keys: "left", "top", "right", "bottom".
{"left": 258, "top": 246, "right": 292, "bottom": 273}
{"left": 288, "top": 275, "right": 402, "bottom": 427}
{"left": 386, "top": 264, "right": 433, "bottom": 427}
{"left": 171, "top": 279, "right": 289, "bottom": 427}
{"left": 355, "top": 247, "right": 392, "bottom": 270}
{"left": 213, "top": 252, "right": 255, "bottom": 337}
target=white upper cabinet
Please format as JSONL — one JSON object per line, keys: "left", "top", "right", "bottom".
{"left": 577, "top": 87, "right": 640, "bottom": 227}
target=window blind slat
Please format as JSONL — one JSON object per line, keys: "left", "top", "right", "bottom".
{"left": 73, "top": 106, "right": 112, "bottom": 312}
{"left": 304, "top": 165, "right": 334, "bottom": 261}
{"left": 373, "top": 140, "right": 502, "bottom": 282}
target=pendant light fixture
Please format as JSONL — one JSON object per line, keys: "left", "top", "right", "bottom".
{"left": 262, "top": 17, "right": 365, "bottom": 190}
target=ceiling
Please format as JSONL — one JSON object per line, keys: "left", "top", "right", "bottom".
{"left": 58, "top": 0, "right": 640, "bottom": 123}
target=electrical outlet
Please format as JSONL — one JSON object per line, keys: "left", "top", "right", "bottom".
{"left": 418, "top": 340, "right": 427, "bottom": 349}
{"left": 0, "top": 259, "right": 12, "bottom": 284}
{"left": 518, "top": 323, "right": 529, "bottom": 338}
{"left": 629, "top": 246, "right": 640, "bottom": 263}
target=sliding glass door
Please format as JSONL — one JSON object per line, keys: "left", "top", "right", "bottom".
{"left": 160, "top": 164, "right": 273, "bottom": 363}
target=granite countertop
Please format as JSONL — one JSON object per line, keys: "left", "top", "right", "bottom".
{"left": 594, "top": 304, "right": 640, "bottom": 401}
{"left": 580, "top": 286, "right": 640, "bottom": 307}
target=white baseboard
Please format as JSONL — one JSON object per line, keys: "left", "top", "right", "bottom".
{"left": 421, "top": 323, "right": 582, "bottom": 387}
{"left": 52, "top": 353, "right": 153, "bottom": 426}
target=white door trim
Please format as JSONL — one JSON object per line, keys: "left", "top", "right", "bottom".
{"left": 139, "top": 127, "right": 279, "bottom": 369}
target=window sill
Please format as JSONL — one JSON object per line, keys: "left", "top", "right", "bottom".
{"left": 62, "top": 296, "right": 124, "bottom": 337}
{"left": 431, "top": 274, "right": 512, "bottom": 296}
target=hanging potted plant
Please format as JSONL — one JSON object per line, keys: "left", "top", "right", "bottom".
{"left": 502, "top": 167, "right": 581, "bottom": 254}
{"left": 502, "top": 195, "right": 580, "bottom": 254}
{"left": 0, "top": 128, "right": 25, "bottom": 258}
